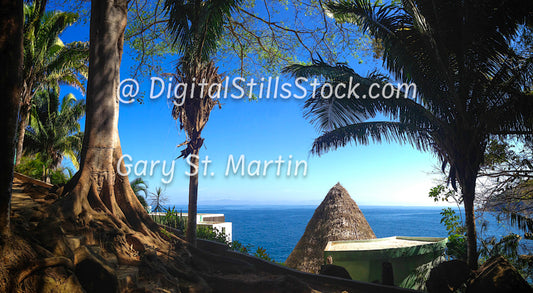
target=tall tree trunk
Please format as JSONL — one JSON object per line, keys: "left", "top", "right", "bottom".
{"left": 172, "top": 62, "right": 220, "bottom": 247}
{"left": 464, "top": 194, "right": 477, "bottom": 269}
{"left": 0, "top": 0, "right": 23, "bottom": 239}
{"left": 186, "top": 150, "right": 199, "bottom": 246}
{"left": 461, "top": 170, "right": 479, "bottom": 270}
{"left": 463, "top": 180, "right": 478, "bottom": 270}
{"left": 61, "top": 0, "right": 159, "bottom": 247}
{"left": 15, "top": 103, "right": 30, "bottom": 166}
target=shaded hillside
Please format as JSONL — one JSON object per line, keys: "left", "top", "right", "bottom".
{"left": 0, "top": 174, "right": 414, "bottom": 293}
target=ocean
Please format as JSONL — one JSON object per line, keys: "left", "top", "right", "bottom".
{"left": 168, "top": 205, "right": 526, "bottom": 263}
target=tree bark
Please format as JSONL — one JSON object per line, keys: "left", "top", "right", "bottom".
{"left": 0, "top": 0, "right": 23, "bottom": 238}
{"left": 15, "top": 103, "right": 29, "bottom": 166}
{"left": 186, "top": 150, "right": 199, "bottom": 246}
{"left": 462, "top": 176, "right": 478, "bottom": 270}
{"left": 456, "top": 151, "right": 481, "bottom": 270}
{"left": 61, "top": 0, "right": 159, "bottom": 244}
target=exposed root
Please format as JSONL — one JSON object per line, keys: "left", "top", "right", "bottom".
{"left": 17, "top": 257, "right": 73, "bottom": 284}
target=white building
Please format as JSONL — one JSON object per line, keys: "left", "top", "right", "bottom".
{"left": 194, "top": 213, "right": 232, "bottom": 243}
{"left": 150, "top": 212, "right": 232, "bottom": 243}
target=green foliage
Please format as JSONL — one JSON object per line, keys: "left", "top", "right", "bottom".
{"left": 15, "top": 154, "right": 73, "bottom": 185}
{"left": 440, "top": 208, "right": 466, "bottom": 236}
{"left": 130, "top": 177, "right": 149, "bottom": 198}
{"left": 24, "top": 87, "right": 84, "bottom": 182}
{"left": 286, "top": 1, "right": 533, "bottom": 268}
{"left": 440, "top": 208, "right": 467, "bottom": 262}
{"left": 49, "top": 166, "right": 73, "bottom": 185}
{"left": 125, "top": 1, "right": 178, "bottom": 77}
{"left": 446, "top": 234, "right": 467, "bottom": 262}
{"left": 160, "top": 227, "right": 173, "bottom": 239}
{"left": 428, "top": 185, "right": 446, "bottom": 202}
{"left": 429, "top": 185, "right": 461, "bottom": 204}
{"left": 197, "top": 225, "right": 229, "bottom": 244}
{"left": 131, "top": 177, "right": 150, "bottom": 212}
{"left": 164, "top": 0, "right": 242, "bottom": 63}
{"left": 15, "top": 154, "right": 47, "bottom": 180}
{"left": 125, "top": 0, "right": 373, "bottom": 77}
{"left": 253, "top": 246, "right": 274, "bottom": 262}
{"left": 151, "top": 206, "right": 186, "bottom": 231}
{"left": 230, "top": 240, "right": 251, "bottom": 254}
{"left": 438, "top": 202, "right": 532, "bottom": 279}
{"left": 23, "top": 0, "right": 89, "bottom": 100}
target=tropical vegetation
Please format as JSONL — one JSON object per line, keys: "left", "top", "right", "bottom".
{"left": 131, "top": 177, "right": 150, "bottom": 210}
{"left": 21, "top": 87, "right": 85, "bottom": 183}
{"left": 284, "top": 0, "right": 533, "bottom": 269}
{"left": 15, "top": 154, "right": 74, "bottom": 185}
{"left": 164, "top": 0, "right": 242, "bottom": 246}
{"left": 17, "top": 0, "right": 88, "bottom": 166}
{"left": 149, "top": 186, "right": 168, "bottom": 213}
{"left": 2, "top": 0, "right": 533, "bottom": 291}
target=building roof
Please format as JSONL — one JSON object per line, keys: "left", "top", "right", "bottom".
{"left": 285, "top": 183, "right": 376, "bottom": 273}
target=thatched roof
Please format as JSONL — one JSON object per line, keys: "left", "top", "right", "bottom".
{"left": 285, "top": 183, "right": 376, "bottom": 273}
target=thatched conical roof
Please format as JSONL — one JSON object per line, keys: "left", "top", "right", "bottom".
{"left": 285, "top": 183, "right": 376, "bottom": 273}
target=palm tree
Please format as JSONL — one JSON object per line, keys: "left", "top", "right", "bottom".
{"left": 16, "top": 0, "right": 89, "bottom": 166}
{"left": 130, "top": 177, "right": 149, "bottom": 209}
{"left": 149, "top": 187, "right": 168, "bottom": 213}
{"left": 284, "top": 0, "right": 533, "bottom": 269}
{"left": 24, "top": 87, "right": 85, "bottom": 183}
{"left": 164, "top": 0, "right": 242, "bottom": 246}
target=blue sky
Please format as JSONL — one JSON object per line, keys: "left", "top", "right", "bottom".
{"left": 57, "top": 5, "right": 447, "bottom": 207}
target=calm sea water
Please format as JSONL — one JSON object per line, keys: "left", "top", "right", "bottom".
{"left": 166, "top": 205, "right": 526, "bottom": 263}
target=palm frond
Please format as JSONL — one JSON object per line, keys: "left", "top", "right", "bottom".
{"left": 285, "top": 58, "right": 441, "bottom": 133}
{"left": 311, "top": 121, "right": 431, "bottom": 156}
{"left": 44, "top": 41, "right": 89, "bottom": 77}
{"left": 131, "top": 177, "right": 149, "bottom": 198}
{"left": 326, "top": 0, "right": 403, "bottom": 36}
{"left": 22, "top": 2, "right": 88, "bottom": 104}
{"left": 24, "top": 87, "right": 85, "bottom": 172}
{"left": 296, "top": 0, "right": 532, "bottom": 161}
{"left": 165, "top": 0, "right": 242, "bottom": 62}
